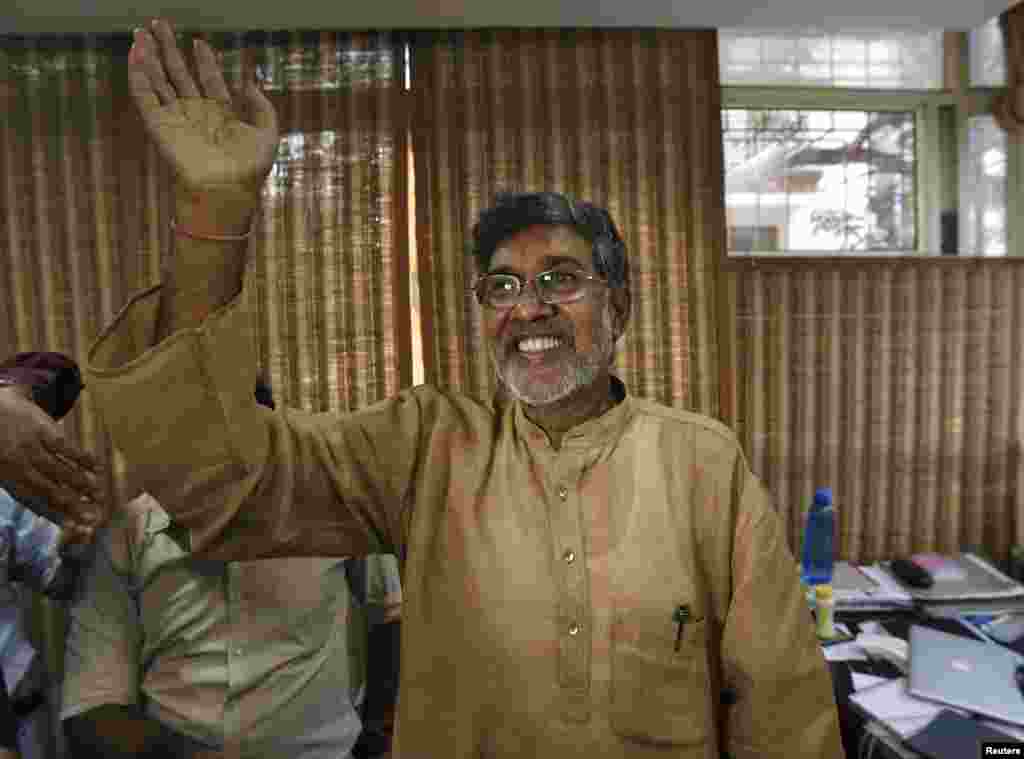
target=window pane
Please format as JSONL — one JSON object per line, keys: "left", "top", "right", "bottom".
{"left": 724, "top": 108, "right": 916, "bottom": 253}
{"left": 720, "top": 29, "right": 943, "bottom": 89}
{"left": 969, "top": 16, "right": 1006, "bottom": 87}
{"left": 960, "top": 116, "right": 1007, "bottom": 256}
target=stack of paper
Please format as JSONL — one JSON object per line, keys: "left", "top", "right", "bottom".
{"left": 849, "top": 678, "right": 950, "bottom": 738}
{"left": 832, "top": 561, "right": 914, "bottom": 611}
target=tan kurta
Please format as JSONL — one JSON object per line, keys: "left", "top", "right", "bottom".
{"left": 86, "top": 283, "right": 843, "bottom": 759}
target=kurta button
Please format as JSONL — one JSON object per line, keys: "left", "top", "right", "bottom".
{"left": 563, "top": 549, "right": 576, "bottom": 564}
{"left": 568, "top": 622, "right": 580, "bottom": 636}
{"left": 557, "top": 485, "right": 568, "bottom": 500}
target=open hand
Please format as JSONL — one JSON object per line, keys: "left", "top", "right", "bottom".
{"left": 129, "top": 19, "right": 279, "bottom": 232}
{"left": 0, "top": 387, "right": 105, "bottom": 527}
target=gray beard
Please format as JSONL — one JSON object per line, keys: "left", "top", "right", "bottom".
{"left": 491, "top": 303, "right": 616, "bottom": 407}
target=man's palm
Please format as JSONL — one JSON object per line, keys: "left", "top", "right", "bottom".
{"left": 129, "top": 21, "right": 279, "bottom": 197}
{"left": 145, "top": 97, "right": 278, "bottom": 192}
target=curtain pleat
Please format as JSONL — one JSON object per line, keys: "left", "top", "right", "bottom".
{"left": 410, "top": 30, "right": 725, "bottom": 414}
{"left": 0, "top": 29, "right": 410, "bottom": 719}
{"left": 727, "top": 262, "right": 1024, "bottom": 564}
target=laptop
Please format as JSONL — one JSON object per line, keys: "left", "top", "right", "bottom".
{"left": 907, "top": 624, "right": 1024, "bottom": 727}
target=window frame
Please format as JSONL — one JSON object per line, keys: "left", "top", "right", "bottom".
{"left": 721, "top": 35, "right": 1017, "bottom": 258}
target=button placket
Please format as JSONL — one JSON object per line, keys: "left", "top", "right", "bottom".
{"left": 547, "top": 457, "right": 592, "bottom": 722}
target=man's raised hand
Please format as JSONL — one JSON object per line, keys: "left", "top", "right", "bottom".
{"left": 129, "top": 19, "right": 279, "bottom": 235}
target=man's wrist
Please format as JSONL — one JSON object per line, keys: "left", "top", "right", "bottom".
{"left": 174, "top": 185, "right": 261, "bottom": 238}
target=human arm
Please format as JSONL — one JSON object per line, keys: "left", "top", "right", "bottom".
{"left": 128, "top": 19, "right": 277, "bottom": 341}
{"left": 713, "top": 458, "right": 843, "bottom": 759}
{"left": 85, "top": 20, "right": 416, "bottom": 562}
{"left": 61, "top": 524, "right": 195, "bottom": 759}
{"left": 64, "top": 705, "right": 204, "bottom": 759}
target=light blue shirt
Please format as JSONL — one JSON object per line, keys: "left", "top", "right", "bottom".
{"left": 0, "top": 488, "right": 61, "bottom": 694}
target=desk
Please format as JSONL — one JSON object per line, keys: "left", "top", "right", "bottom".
{"left": 831, "top": 609, "right": 1024, "bottom": 759}
{"left": 830, "top": 610, "right": 924, "bottom": 759}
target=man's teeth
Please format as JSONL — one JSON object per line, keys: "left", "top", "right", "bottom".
{"left": 517, "top": 336, "right": 563, "bottom": 353}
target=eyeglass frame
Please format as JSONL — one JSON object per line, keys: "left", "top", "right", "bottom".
{"left": 470, "top": 267, "right": 609, "bottom": 310}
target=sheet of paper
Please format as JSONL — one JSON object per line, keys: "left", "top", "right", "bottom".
{"left": 849, "top": 678, "right": 961, "bottom": 738}
{"left": 852, "top": 673, "right": 891, "bottom": 691}
{"left": 823, "top": 641, "right": 868, "bottom": 661}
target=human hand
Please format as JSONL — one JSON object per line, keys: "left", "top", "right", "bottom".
{"left": 129, "top": 19, "right": 279, "bottom": 235}
{"left": 58, "top": 520, "right": 96, "bottom": 550}
{"left": 0, "top": 386, "right": 106, "bottom": 527}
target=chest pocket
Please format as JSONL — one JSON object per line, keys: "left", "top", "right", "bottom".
{"left": 609, "top": 605, "right": 712, "bottom": 746}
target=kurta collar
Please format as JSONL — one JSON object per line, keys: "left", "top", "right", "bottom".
{"left": 508, "top": 375, "right": 632, "bottom": 449}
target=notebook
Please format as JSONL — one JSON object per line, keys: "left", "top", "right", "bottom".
{"left": 907, "top": 625, "right": 1024, "bottom": 727}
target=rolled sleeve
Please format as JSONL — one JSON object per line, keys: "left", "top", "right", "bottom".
{"left": 61, "top": 523, "right": 141, "bottom": 721}
{"left": 719, "top": 462, "right": 843, "bottom": 759}
{"left": 85, "top": 285, "right": 420, "bottom": 563}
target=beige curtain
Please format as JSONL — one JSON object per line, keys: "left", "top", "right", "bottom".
{"left": 410, "top": 30, "right": 725, "bottom": 415}
{"left": 0, "top": 29, "right": 409, "bottom": 724}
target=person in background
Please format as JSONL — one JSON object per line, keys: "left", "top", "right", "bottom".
{"left": 0, "top": 353, "right": 96, "bottom": 759}
{"left": 61, "top": 378, "right": 402, "bottom": 759}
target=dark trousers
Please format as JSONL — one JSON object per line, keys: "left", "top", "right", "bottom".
{"left": 0, "top": 667, "right": 19, "bottom": 750}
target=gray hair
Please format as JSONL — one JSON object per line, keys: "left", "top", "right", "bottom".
{"left": 469, "top": 192, "right": 630, "bottom": 290}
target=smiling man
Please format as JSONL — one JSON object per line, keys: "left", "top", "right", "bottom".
{"left": 78, "top": 21, "right": 843, "bottom": 759}
{"left": 479, "top": 202, "right": 629, "bottom": 448}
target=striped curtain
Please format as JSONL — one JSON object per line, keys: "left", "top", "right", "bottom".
{"left": 410, "top": 30, "right": 725, "bottom": 414}
{"left": 724, "top": 262, "right": 1024, "bottom": 565}
{"left": 0, "top": 28, "right": 408, "bottom": 713}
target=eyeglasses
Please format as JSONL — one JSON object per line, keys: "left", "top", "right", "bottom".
{"left": 472, "top": 268, "right": 607, "bottom": 310}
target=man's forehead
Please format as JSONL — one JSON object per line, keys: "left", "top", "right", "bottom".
{"left": 489, "top": 225, "right": 591, "bottom": 271}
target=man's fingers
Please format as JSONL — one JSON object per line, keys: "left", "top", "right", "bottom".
{"left": 41, "top": 432, "right": 99, "bottom": 476}
{"left": 38, "top": 438, "right": 102, "bottom": 503}
{"left": 128, "top": 35, "right": 163, "bottom": 114}
{"left": 150, "top": 19, "right": 201, "bottom": 99}
{"left": 133, "top": 28, "right": 178, "bottom": 105}
{"left": 243, "top": 78, "right": 278, "bottom": 132}
{"left": 193, "top": 38, "right": 232, "bottom": 104}
{"left": 5, "top": 463, "right": 83, "bottom": 523}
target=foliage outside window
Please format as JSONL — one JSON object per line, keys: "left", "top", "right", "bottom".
{"left": 720, "top": 25, "right": 1009, "bottom": 257}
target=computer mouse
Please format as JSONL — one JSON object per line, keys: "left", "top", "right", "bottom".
{"left": 889, "top": 558, "right": 934, "bottom": 589}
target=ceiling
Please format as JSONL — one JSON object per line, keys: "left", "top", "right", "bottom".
{"left": 1, "top": 0, "right": 1015, "bottom": 36}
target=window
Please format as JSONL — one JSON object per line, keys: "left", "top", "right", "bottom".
{"left": 719, "top": 30, "right": 943, "bottom": 89}
{"left": 720, "top": 25, "right": 1011, "bottom": 257}
{"left": 723, "top": 107, "right": 915, "bottom": 252}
